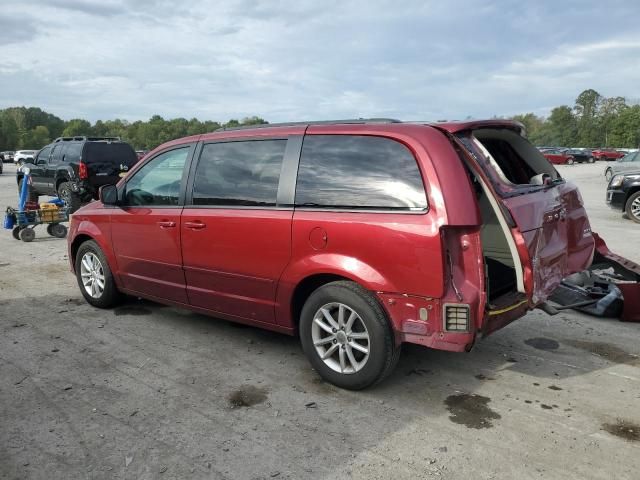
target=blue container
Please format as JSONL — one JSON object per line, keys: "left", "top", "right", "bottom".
{"left": 3, "top": 212, "right": 15, "bottom": 229}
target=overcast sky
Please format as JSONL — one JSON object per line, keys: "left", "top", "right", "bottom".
{"left": 2, "top": 0, "right": 640, "bottom": 123}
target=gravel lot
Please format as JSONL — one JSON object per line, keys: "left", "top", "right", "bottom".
{"left": 1, "top": 162, "right": 639, "bottom": 480}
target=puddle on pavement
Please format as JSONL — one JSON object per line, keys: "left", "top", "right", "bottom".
{"left": 114, "top": 305, "right": 152, "bottom": 316}
{"left": 228, "top": 385, "right": 268, "bottom": 408}
{"left": 524, "top": 337, "right": 560, "bottom": 351}
{"left": 444, "top": 394, "right": 501, "bottom": 429}
{"left": 602, "top": 420, "right": 640, "bottom": 442}
{"left": 563, "top": 340, "right": 638, "bottom": 366}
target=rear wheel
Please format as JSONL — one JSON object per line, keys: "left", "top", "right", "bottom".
{"left": 57, "top": 182, "right": 82, "bottom": 213}
{"left": 75, "top": 240, "right": 121, "bottom": 308}
{"left": 566, "top": 157, "right": 574, "bottom": 165}
{"left": 47, "top": 223, "right": 68, "bottom": 238}
{"left": 625, "top": 192, "right": 640, "bottom": 224}
{"left": 588, "top": 156, "right": 595, "bottom": 163}
{"left": 299, "top": 281, "right": 400, "bottom": 390}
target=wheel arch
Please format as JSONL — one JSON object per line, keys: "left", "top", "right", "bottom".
{"left": 625, "top": 186, "right": 640, "bottom": 210}
{"left": 289, "top": 273, "right": 352, "bottom": 330}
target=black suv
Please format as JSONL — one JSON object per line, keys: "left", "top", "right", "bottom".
{"left": 606, "top": 170, "right": 640, "bottom": 223}
{"left": 18, "top": 137, "right": 138, "bottom": 212}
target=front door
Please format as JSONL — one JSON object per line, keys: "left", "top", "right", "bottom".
{"left": 30, "top": 146, "right": 52, "bottom": 193}
{"left": 181, "top": 138, "right": 293, "bottom": 323}
{"left": 110, "top": 145, "right": 192, "bottom": 303}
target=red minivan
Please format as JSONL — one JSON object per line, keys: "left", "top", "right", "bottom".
{"left": 68, "top": 119, "right": 597, "bottom": 389}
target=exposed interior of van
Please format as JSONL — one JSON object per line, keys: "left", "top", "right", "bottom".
{"left": 455, "top": 127, "right": 561, "bottom": 307}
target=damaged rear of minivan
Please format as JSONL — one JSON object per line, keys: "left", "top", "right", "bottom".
{"left": 434, "top": 120, "right": 596, "bottom": 336}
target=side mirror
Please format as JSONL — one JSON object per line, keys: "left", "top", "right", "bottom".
{"left": 99, "top": 184, "right": 119, "bottom": 206}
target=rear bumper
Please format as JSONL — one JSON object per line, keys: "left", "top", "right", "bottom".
{"left": 606, "top": 189, "right": 626, "bottom": 211}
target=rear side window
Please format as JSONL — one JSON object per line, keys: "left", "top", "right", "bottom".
{"left": 295, "top": 135, "right": 427, "bottom": 210}
{"left": 64, "top": 143, "right": 82, "bottom": 163}
{"left": 191, "top": 140, "right": 286, "bottom": 207}
{"left": 84, "top": 142, "right": 137, "bottom": 167}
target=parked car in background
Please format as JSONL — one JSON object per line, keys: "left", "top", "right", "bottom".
{"left": 542, "top": 148, "right": 575, "bottom": 165}
{"left": 68, "top": 118, "right": 598, "bottom": 389}
{"left": 17, "top": 136, "right": 138, "bottom": 212}
{"left": 14, "top": 150, "right": 38, "bottom": 165}
{"left": 0, "top": 158, "right": 3, "bottom": 174}
{"left": 607, "top": 170, "right": 640, "bottom": 223}
{"left": 564, "top": 149, "right": 594, "bottom": 163}
{"left": 592, "top": 148, "right": 625, "bottom": 161}
{"left": 604, "top": 151, "right": 640, "bottom": 181}
{"left": 1, "top": 151, "right": 15, "bottom": 163}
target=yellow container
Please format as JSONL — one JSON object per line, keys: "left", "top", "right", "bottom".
{"left": 39, "top": 203, "right": 59, "bottom": 222}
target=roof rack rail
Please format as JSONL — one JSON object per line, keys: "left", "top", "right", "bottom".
{"left": 214, "top": 118, "right": 402, "bottom": 132}
{"left": 53, "top": 136, "right": 121, "bottom": 143}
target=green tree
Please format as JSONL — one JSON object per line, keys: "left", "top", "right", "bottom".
{"left": 63, "top": 119, "right": 92, "bottom": 137}
{"left": 511, "top": 113, "right": 545, "bottom": 143}
{"left": 574, "top": 89, "right": 602, "bottom": 146}
{"left": 26, "top": 125, "right": 51, "bottom": 148}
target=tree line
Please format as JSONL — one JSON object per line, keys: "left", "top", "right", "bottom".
{"left": 511, "top": 89, "right": 640, "bottom": 148}
{"left": 0, "top": 107, "right": 267, "bottom": 151}
{"left": 1, "top": 88, "right": 639, "bottom": 152}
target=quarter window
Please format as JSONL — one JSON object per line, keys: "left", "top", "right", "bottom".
{"left": 124, "top": 147, "right": 189, "bottom": 206}
{"left": 295, "top": 135, "right": 427, "bottom": 210}
{"left": 192, "top": 140, "right": 286, "bottom": 207}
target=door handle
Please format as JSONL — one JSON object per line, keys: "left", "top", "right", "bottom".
{"left": 157, "top": 220, "right": 176, "bottom": 228}
{"left": 184, "top": 221, "right": 206, "bottom": 230}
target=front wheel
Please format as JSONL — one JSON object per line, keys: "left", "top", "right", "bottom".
{"left": 75, "top": 240, "right": 121, "bottom": 308}
{"left": 588, "top": 156, "right": 595, "bottom": 163}
{"left": 58, "top": 182, "right": 83, "bottom": 213}
{"left": 605, "top": 169, "right": 613, "bottom": 182}
{"left": 566, "top": 157, "right": 574, "bottom": 165}
{"left": 299, "top": 281, "right": 400, "bottom": 390}
{"left": 625, "top": 192, "right": 640, "bottom": 224}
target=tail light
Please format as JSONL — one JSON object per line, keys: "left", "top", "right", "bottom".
{"left": 78, "top": 161, "right": 88, "bottom": 179}
{"left": 443, "top": 303, "right": 470, "bottom": 332}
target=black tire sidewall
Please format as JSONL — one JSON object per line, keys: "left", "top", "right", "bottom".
{"left": 74, "top": 240, "right": 120, "bottom": 308}
{"left": 58, "top": 182, "right": 82, "bottom": 213}
{"left": 299, "top": 281, "right": 395, "bottom": 390}
{"left": 625, "top": 192, "right": 640, "bottom": 224}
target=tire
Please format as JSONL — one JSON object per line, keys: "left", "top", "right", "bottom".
{"left": 588, "top": 156, "right": 595, "bottom": 164}
{"left": 605, "top": 169, "right": 613, "bottom": 182}
{"left": 12, "top": 226, "right": 23, "bottom": 240}
{"left": 299, "top": 281, "right": 400, "bottom": 390}
{"left": 57, "top": 182, "right": 83, "bottom": 213}
{"left": 75, "top": 240, "right": 121, "bottom": 308}
{"left": 47, "top": 223, "right": 67, "bottom": 238}
{"left": 18, "top": 178, "right": 39, "bottom": 203}
{"left": 625, "top": 191, "right": 640, "bottom": 224}
{"left": 566, "top": 157, "right": 574, "bottom": 165}
{"left": 19, "top": 228, "right": 35, "bottom": 242}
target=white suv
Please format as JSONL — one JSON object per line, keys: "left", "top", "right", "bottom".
{"left": 13, "top": 150, "right": 38, "bottom": 165}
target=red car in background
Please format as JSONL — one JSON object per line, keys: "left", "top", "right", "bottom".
{"left": 542, "top": 148, "right": 575, "bottom": 165}
{"left": 592, "top": 148, "right": 625, "bottom": 161}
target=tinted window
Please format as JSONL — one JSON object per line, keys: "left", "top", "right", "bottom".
{"left": 36, "top": 146, "right": 51, "bottom": 164}
{"left": 50, "top": 144, "right": 64, "bottom": 163}
{"left": 192, "top": 140, "right": 286, "bottom": 207}
{"left": 295, "top": 135, "right": 427, "bottom": 210}
{"left": 64, "top": 143, "right": 83, "bottom": 163}
{"left": 84, "top": 142, "right": 137, "bottom": 167}
{"left": 125, "top": 147, "right": 189, "bottom": 206}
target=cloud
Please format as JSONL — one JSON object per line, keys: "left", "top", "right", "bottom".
{"left": 1, "top": 0, "right": 639, "bottom": 122}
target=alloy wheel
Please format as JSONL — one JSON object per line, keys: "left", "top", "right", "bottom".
{"left": 631, "top": 196, "right": 640, "bottom": 220}
{"left": 80, "top": 252, "right": 105, "bottom": 298}
{"left": 311, "top": 302, "right": 370, "bottom": 374}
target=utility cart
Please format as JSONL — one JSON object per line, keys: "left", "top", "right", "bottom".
{"left": 3, "top": 168, "right": 70, "bottom": 242}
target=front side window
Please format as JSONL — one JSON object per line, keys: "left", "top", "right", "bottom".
{"left": 295, "top": 135, "right": 427, "bottom": 210}
{"left": 37, "top": 146, "right": 51, "bottom": 164}
{"left": 124, "top": 147, "right": 189, "bottom": 206}
{"left": 191, "top": 140, "right": 286, "bottom": 206}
